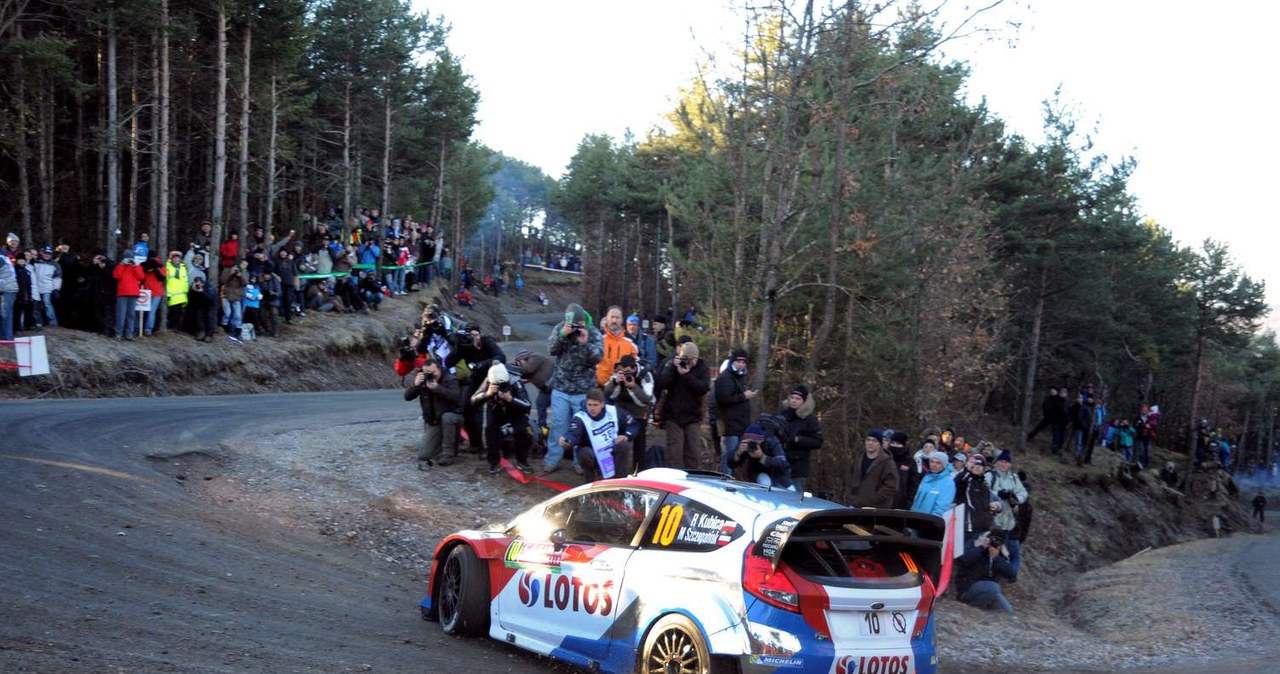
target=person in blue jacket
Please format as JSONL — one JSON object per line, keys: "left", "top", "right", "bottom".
{"left": 910, "top": 450, "right": 956, "bottom": 517}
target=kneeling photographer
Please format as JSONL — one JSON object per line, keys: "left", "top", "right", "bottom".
{"left": 602, "top": 354, "right": 653, "bottom": 471}
{"left": 471, "top": 363, "right": 532, "bottom": 476}
{"left": 404, "top": 357, "right": 463, "bottom": 471}
{"left": 954, "top": 529, "right": 1017, "bottom": 613}
{"left": 395, "top": 304, "right": 456, "bottom": 378}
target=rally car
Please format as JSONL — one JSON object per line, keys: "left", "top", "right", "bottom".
{"left": 420, "top": 468, "right": 947, "bottom": 674}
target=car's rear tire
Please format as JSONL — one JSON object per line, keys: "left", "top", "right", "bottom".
{"left": 639, "top": 614, "right": 712, "bottom": 674}
{"left": 438, "top": 545, "right": 490, "bottom": 637}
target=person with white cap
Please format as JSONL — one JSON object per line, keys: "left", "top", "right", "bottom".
{"left": 0, "top": 234, "right": 19, "bottom": 340}
{"left": 471, "top": 362, "right": 533, "bottom": 476}
{"left": 910, "top": 450, "right": 956, "bottom": 517}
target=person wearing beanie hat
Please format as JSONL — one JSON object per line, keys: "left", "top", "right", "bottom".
{"left": 714, "top": 347, "right": 757, "bottom": 474}
{"left": 951, "top": 452, "right": 968, "bottom": 477}
{"left": 885, "top": 430, "right": 916, "bottom": 509}
{"left": 470, "top": 362, "right": 534, "bottom": 475}
{"left": 561, "top": 387, "right": 644, "bottom": 482}
{"left": 727, "top": 423, "right": 793, "bottom": 488}
{"left": 650, "top": 314, "right": 676, "bottom": 364}
{"left": 544, "top": 303, "right": 603, "bottom": 475}
{"left": 512, "top": 349, "right": 555, "bottom": 436}
{"left": 910, "top": 450, "right": 956, "bottom": 517}
{"left": 31, "top": 244, "right": 63, "bottom": 328}
{"left": 603, "top": 350, "right": 654, "bottom": 471}
{"left": 624, "top": 314, "right": 657, "bottom": 366}
{"left": 844, "top": 424, "right": 897, "bottom": 508}
{"left": 955, "top": 448, "right": 998, "bottom": 546}
{"left": 405, "top": 356, "right": 464, "bottom": 470}
{"left": 775, "top": 384, "right": 823, "bottom": 493}
{"left": 654, "top": 341, "right": 712, "bottom": 470}
{"left": 985, "top": 447, "right": 1028, "bottom": 569}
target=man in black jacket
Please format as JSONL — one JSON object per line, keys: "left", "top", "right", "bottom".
{"left": 1026, "top": 386, "right": 1069, "bottom": 455}
{"left": 404, "top": 357, "right": 464, "bottom": 470}
{"left": 954, "top": 454, "right": 997, "bottom": 546}
{"left": 780, "top": 385, "right": 823, "bottom": 494}
{"left": 446, "top": 322, "right": 507, "bottom": 449}
{"left": 715, "top": 348, "right": 756, "bottom": 474}
{"left": 954, "top": 529, "right": 1017, "bottom": 613}
{"left": 655, "top": 342, "right": 711, "bottom": 470}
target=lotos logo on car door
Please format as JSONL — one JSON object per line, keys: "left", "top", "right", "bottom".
{"left": 516, "top": 571, "right": 614, "bottom": 616}
{"left": 835, "top": 654, "right": 912, "bottom": 674}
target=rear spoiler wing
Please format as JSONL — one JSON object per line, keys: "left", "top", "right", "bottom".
{"left": 753, "top": 508, "right": 947, "bottom": 579}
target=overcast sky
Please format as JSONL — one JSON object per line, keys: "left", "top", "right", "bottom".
{"left": 420, "top": 0, "right": 1280, "bottom": 323}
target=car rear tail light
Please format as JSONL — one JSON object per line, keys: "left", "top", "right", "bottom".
{"left": 901, "top": 552, "right": 934, "bottom": 637}
{"left": 743, "top": 549, "right": 800, "bottom": 612}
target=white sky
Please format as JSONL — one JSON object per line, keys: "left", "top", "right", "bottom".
{"left": 420, "top": 0, "right": 1280, "bottom": 321}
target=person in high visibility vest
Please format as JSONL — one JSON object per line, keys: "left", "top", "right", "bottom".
{"left": 165, "top": 251, "right": 190, "bottom": 332}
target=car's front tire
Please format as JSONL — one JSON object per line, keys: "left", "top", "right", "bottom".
{"left": 438, "top": 545, "right": 490, "bottom": 637}
{"left": 639, "top": 614, "right": 712, "bottom": 674}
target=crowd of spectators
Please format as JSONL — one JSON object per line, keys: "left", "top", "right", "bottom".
{"left": 0, "top": 210, "right": 462, "bottom": 343}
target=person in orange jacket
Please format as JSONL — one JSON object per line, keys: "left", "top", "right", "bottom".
{"left": 140, "top": 257, "right": 167, "bottom": 336}
{"left": 595, "top": 305, "right": 638, "bottom": 386}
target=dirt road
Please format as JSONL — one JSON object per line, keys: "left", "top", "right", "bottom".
{"left": 4, "top": 391, "right": 1280, "bottom": 673}
{"left": 0, "top": 393, "right": 562, "bottom": 674}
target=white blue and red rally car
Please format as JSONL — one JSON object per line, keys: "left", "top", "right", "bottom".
{"left": 420, "top": 468, "right": 947, "bottom": 674}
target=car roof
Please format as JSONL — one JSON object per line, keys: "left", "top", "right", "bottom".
{"left": 596, "top": 468, "right": 845, "bottom": 519}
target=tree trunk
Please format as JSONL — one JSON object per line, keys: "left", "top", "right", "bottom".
{"left": 209, "top": 0, "right": 228, "bottom": 282}
{"left": 106, "top": 7, "right": 121, "bottom": 259}
{"left": 341, "top": 80, "right": 352, "bottom": 239}
{"left": 264, "top": 70, "right": 278, "bottom": 233}
{"left": 381, "top": 74, "right": 392, "bottom": 218}
{"left": 236, "top": 21, "right": 251, "bottom": 245}
{"left": 37, "top": 70, "right": 54, "bottom": 246}
{"left": 667, "top": 207, "right": 677, "bottom": 324}
{"left": 15, "top": 22, "right": 33, "bottom": 247}
{"left": 127, "top": 45, "right": 139, "bottom": 243}
{"left": 148, "top": 31, "right": 159, "bottom": 236}
{"left": 1182, "top": 333, "right": 1207, "bottom": 492}
{"left": 156, "top": 0, "right": 170, "bottom": 255}
{"left": 1017, "top": 265, "right": 1050, "bottom": 452}
{"left": 431, "top": 141, "right": 446, "bottom": 229}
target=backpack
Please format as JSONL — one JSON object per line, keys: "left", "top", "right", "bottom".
{"left": 754, "top": 412, "right": 791, "bottom": 450}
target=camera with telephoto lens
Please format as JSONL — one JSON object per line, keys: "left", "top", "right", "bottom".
{"left": 497, "top": 381, "right": 511, "bottom": 393}
{"left": 565, "top": 324, "right": 585, "bottom": 340}
{"left": 424, "top": 371, "right": 437, "bottom": 383}
{"left": 398, "top": 337, "right": 416, "bottom": 362}
{"left": 998, "top": 489, "right": 1017, "bottom": 504}
{"left": 675, "top": 357, "right": 690, "bottom": 368}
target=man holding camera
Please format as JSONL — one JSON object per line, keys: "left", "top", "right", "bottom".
{"left": 544, "top": 303, "right": 603, "bottom": 475}
{"left": 471, "top": 363, "right": 533, "bottom": 475}
{"left": 954, "top": 529, "right": 1017, "bottom": 613}
{"left": 986, "top": 449, "right": 1028, "bottom": 572}
{"left": 726, "top": 424, "right": 792, "bottom": 488}
{"left": 405, "top": 357, "right": 464, "bottom": 470}
{"left": 446, "top": 322, "right": 507, "bottom": 447}
{"left": 562, "top": 388, "right": 642, "bottom": 482}
{"left": 396, "top": 304, "right": 455, "bottom": 377}
{"left": 655, "top": 341, "right": 712, "bottom": 470}
{"left": 954, "top": 453, "right": 1000, "bottom": 546}
{"left": 603, "top": 354, "right": 653, "bottom": 471}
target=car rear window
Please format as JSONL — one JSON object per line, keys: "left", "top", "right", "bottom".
{"left": 640, "top": 493, "right": 743, "bottom": 552}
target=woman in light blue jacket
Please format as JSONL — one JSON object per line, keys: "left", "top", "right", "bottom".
{"left": 910, "top": 451, "right": 956, "bottom": 517}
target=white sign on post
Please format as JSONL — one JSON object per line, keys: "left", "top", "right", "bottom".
{"left": 14, "top": 335, "right": 50, "bottom": 376}
{"left": 501, "top": 325, "right": 512, "bottom": 339}
{"left": 136, "top": 289, "right": 153, "bottom": 312}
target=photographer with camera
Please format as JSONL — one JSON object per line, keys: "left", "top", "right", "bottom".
{"left": 471, "top": 363, "right": 534, "bottom": 475}
{"left": 954, "top": 454, "right": 1001, "bottom": 547}
{"left": 404, "top": 356, "right": 463, "bottom": 470}
{"left": 544, "top": 303, "right": 603, "bottom": 475}
{"left": 953, "top": 529, "right": 1017, "bottom": 613}
{"left": 513, "top": 349, "right": 555, "bottom": 441}
{"left": 654, "top": 341, "right": 712, "bottom": 470}
{"left": 727, "top": 424, "right": 792, "bottom": 488}
{"left": 447, "top": 322, "right": 507, "bottom": 449}
{"left": 603, "top": 354, "right": 653, "bottom": 471}
{"left": 985, "top": 449, "right": 1028, "bottom": 571}
{"left": 561, "top": 388, "right": 642, "bottom": 482}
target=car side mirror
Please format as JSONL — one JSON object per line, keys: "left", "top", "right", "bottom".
{"left": 550, "top": 528, "right": 567, "bottom": 551}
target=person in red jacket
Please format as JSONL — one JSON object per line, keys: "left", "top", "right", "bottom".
{"left": 112, "top": 257, "right": 146, "bottom": 340}
{"left": 140, "top": 258, "right": 166, "bottom": 336}
{"left": 219, "top": 232, "right": 239, "bottom": 268}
